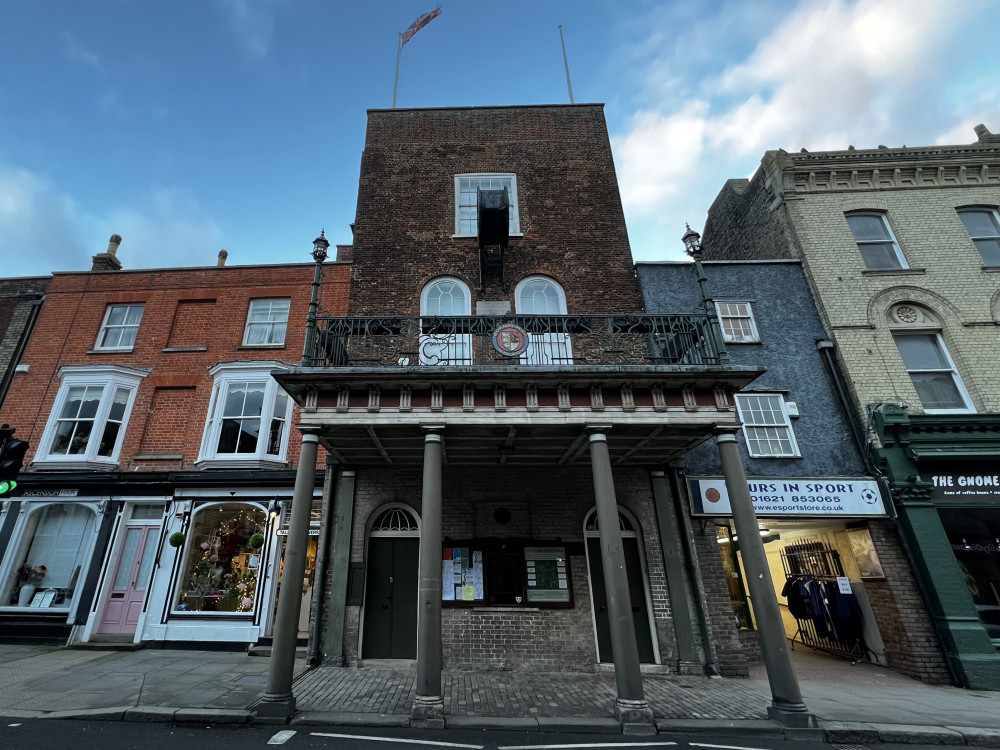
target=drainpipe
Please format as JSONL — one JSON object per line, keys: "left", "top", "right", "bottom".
{"left": 307, "top": 457, "right": 337, "bottom": 665}
{"left": 0, "top": 294, "right": 44, "bottom": 409}
{"left": 815, "top": 340, "right": 866, "bottom": 456}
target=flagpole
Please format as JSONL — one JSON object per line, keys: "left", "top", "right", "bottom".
{"left": 558, "top": 25, "right": 575, "bottom": 104}
{"left": 392, "top": 33, "right": 402, "bottom": 108}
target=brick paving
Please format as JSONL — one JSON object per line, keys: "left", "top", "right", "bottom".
{"left": 293, "top": 666, "right": 768, "bottom": 719}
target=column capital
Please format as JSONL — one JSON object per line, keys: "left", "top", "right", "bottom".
{"left": 421, "top": 424, "right": 445, "bottom": 442}
{"left": 649, "top": 470, "right": 665, "bottom": 477}
{"left": 714, "top": 425, "right": 740, "bottom": 442}
{"left": 586, "top": 424, "right": 613, "bottom": 441}
{"left": 298, "top": 429, "right": 321, "bottom": 443}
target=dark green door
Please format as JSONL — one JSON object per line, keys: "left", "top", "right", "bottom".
{"left": 588, "top": 536, "right": 655, "bottom": 663}
{"left": 362, "top": 537, "right": 419, "bottom": 659}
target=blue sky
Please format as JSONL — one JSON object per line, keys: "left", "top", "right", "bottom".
{"left": 2, "top": 0, "right": 998, "bottom": 277}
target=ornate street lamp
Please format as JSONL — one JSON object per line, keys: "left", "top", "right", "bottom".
{"left": 301, "top": 230, "right": 330, "bottom": 366}
{"left": 682, "top": 224, "right": 730, "bottom": 366}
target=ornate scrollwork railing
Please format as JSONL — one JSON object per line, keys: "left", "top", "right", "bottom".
{"left": 306, "top": 314, "right": 724, "bottom": 368}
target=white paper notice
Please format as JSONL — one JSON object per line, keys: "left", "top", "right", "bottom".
{"left": 442, "top": 561, "right": 455, "bottom": 600}
{"left": 837, "top": 576, "right": 853, "bottom": 594}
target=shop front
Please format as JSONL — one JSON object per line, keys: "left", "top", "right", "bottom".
{"left": 689, "top": 475, "right": 891, "bottom": 667}
{"left": 873, "top": 406, "right": 1000, "bottom": 690}
{"left": 0, "top": 491, "right": 115, "bottom": 643}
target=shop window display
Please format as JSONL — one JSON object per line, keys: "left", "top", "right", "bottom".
{"left": 939, "top": 508, "right": 1000, "bottom": 640}
{"left": 4, "top": 504, "right": 95, "bottom": 609}
{"left": 175, "top": 504, "right": 266, "bottom": 614}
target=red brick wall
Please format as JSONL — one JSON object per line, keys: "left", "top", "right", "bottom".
{"left": 0, "top": 263, "right": 350, "bottom": 470}
{"left": 347, "top": 105, "right": 644, "bottom": 316}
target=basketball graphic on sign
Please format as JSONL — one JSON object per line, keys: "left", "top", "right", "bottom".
{"left": 705, "top": 487, "right": 721, "bottom": 503}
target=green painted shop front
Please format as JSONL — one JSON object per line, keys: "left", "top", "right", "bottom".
{"left": 874, "top": 405, "right": 1000, "bottom": 690}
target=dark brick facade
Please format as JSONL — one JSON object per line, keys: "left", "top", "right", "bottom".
{"left": 0, "top": 276, "right": 49, "bottom": 410}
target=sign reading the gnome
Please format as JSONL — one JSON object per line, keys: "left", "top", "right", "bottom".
{"left": 922, "top": 469, "right": 1000, "bottom": 504}
{"left": 689, "top": 477, "right": 886, "bottom": 517}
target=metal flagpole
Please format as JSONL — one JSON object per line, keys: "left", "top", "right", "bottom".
{"left": 558, "top": 25, "right": 575, "bottom": 104}
{"left": 392, "top": 33, "right": 402, "bottom": 108}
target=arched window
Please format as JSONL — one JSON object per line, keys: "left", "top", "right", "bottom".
{"left": 514, "top": 276, "right": 572, "bottom": 364}
{"left": 888, "top": 304, "right": 973, "bottom": 413}
{"left": 420, "top": 277, "right": 471, "bottom": 365}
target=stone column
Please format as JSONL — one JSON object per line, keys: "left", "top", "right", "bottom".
{"left": 650, "top": 470, "right": 701, "bottom": 673}
{"left": 258, "top": 429, "right": 320, "bottom": 722}
{"left": 412, "top": 425, "right": 444, "bottom": 728}
{"left": 715, "top": 428, "right": 815, "bottom": 727}
{"left": 324, "top": 467, "right": 357, "bottom": 666}
{"left": 588, "top": 427, "right": 653, "bottom": 733}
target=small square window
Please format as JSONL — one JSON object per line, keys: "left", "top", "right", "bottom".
{"left": 243, "top": 298, "right": 290, "bottom": 346}
{"left": 958, "top": 209, "right": 1000, "bottom": 266}
{"left": 717, "top": 302, "right": 759, "bottom": 343}
{"left": 734, "top": 393, "right": 800, "bottom": 458}
{"left": 846, "top": 213, "right": 907, "bottom": 270}
{"left": 95, "top": 304, "right": 144, "bottom": 351}
{"left": 454, "top": 174, "right": 520, "bottom": 237}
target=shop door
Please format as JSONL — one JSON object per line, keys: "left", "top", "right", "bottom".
{"left": 362, "top": 537, "right": 419, "bottom": 659}
{"left": 98, "top": 525, "right": 157, "bottom": 635}
{"left": 587, "top": 536, "right": 655, "bottom": 663}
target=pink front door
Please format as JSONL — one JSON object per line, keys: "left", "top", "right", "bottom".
{"left": 98, "top": 525, "right": 157, "bottom": 635}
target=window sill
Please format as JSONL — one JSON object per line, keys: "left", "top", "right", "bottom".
{"left": 162, "top": 346, "right": 208, "bottom": 353}
{"left": 194, "top": 458, "right": 289, "bottom": 470}
{"left": 236, "top": 344, "right": 286, "bottom": 350}
{"left": 982, "top": 266, "right": 1000, "bottom": 273}
{"left": 86, "top": 348, "right": 135, "bottom": 355}
{"left": 724, "top": 340, "right": 762, "bottom": 345}
{"left": 31, "top": 459, "right": 119, "bottom": 471}
{"left": 133, "top": 454, "right": 184, "bottom": 461}
{"left": 861, "top": 268, "right": 926, "bottom": 277}
{"left": 746, "top": 455, "right": 802, "bottom": 460}
{"left": 452, "top": 232, "right": 524, "bottom": 239}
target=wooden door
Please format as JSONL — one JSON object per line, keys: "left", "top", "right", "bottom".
{"left": 587, "top": 536, "right": 655, "bottom": 663}
{"left": 98, "top": 526, "right": 156, "bottom": 635}
{"left": 361, "top": 537, "right": 419, "bottom": 658}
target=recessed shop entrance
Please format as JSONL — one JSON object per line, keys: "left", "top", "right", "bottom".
{"left": 361, "top": 505, "right": 420, "bottom": 660}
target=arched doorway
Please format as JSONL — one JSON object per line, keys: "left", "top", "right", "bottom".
{"left": 361, "top": 505, "right": 420, "bottom": 659}
{"left": 584, "top": 507, "right": 657, "bottom": 664}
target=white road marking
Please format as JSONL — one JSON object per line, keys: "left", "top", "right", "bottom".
{"left": 7, "top": 723, "right": 22, "bottom": 727}
{"left": 690, "top": 743, "right": 766, "bottom": 750}
{"left": 310, "top": 733, "right": 483, "bottom": 749}
{"left": 500, "top": 744, "right": 678, "bottom": 749}
{"left": 268, "top": 729, "right": 297, "bottom": 745}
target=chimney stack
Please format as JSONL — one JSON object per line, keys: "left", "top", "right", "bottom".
{"left": 975, "top": 124, "right": 1000, "bottom": 145}
{"left": 92, "top": 233, "right": 124, "bottom": 272}
{"left": 217, "top": 249, "right": 228, "bottom": 267}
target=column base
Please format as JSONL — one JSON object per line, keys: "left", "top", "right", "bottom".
{"left": 676, "top": 660, "right": 705, "bottom": 676}
{"left": 615, "top": 698, "right": 655, "bottom": 735}
{"left": 410, "top": 695, "right": 445, "bottom": 729}
{"left": 255, "top": 694, "right": 296, "bottom": 724}
{"left": 767, "top": 703, "right": 817, "bottom": 728}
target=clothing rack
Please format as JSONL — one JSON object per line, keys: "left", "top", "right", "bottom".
{"left": 780, "top": 543, "right": 872, "bottom": 663}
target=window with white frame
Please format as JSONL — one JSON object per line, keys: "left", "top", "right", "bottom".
{"left": 734, "top": 393, "right": 800, "bottom": 458}
{"left": 958, "top": 209, "right": 1000, "bottom": 266}
{"left": 892, "top": 332, "right": 973, "bottom": 412}
{"left": 455, "top": 174, "right": 520, "bottom": 236}
{"left": 419, "top": 277, "right": 472, "bottom": 365}
{"left": 243, "top": 298, "right": 290, "bottom": 346}
{"left": 717, "top": 302, "right": 759, "bottom": 343}
{"left": 198, "top": 362, "right": 293, "bottom": 466}
{"left": 846, "top": 213, "right": 907, "bottom": 270}
{"left": 95, "top": 304, "right": 144, "bottom": 351}
{"left": 36, "top": 365, "right": 147, "bottom": 466}
{"left": 515, "top": 275, "right": 572, "bottom": 364}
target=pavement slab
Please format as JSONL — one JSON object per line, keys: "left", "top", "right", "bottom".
{"left": 870, "top": 723, "right": 966, "bottom": 745}
{"left": 947, "top": 726, "right": 1000, "bottom": 748}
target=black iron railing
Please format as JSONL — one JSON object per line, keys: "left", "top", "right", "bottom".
{"left": 304, "top": 314, "right": 727, "bottom": 368}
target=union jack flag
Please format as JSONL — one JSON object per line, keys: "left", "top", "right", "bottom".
{"left": 400, "top": 6, "right": 442, "bottom": 48}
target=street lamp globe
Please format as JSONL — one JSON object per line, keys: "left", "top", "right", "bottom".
{"left": 312, "top": 230, "right": 330, "bottom": 263}
{"left": 681, "top": 223, "right": 702, "bottom": 257}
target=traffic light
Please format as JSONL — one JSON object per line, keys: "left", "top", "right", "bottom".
{"left": 0, "top": 424, "right": 28, "bottom": 497}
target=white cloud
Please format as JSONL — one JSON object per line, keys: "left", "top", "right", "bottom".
{"left": 609, "top": 0, "right": 985, "bottom": 262}
{"left": 216, "top": 0, "right": 286, "bottom": 58}
{"left": 0, "top": 164, "right": 227, "bottom": 276}
{"left": 60, "top": 31, "right": 103, "bottom": 71}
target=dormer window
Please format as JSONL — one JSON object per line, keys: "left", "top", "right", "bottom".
{"left": 455, "top": 174, "right": 520, "bottom": 237}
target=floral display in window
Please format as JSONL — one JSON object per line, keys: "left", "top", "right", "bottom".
{"left": 175, "top": 504, "right": 267, "bottom": 614}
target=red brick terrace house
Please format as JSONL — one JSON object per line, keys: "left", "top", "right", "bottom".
{"left": 261, "top": 104, "right": 772, "bottom": 727}
{"left": 0, "top": 239, "right": 349, "bottom": 648}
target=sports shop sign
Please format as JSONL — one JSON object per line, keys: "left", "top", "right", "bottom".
{"left": 689, "top": 477, "right": 886, "bottom": 517}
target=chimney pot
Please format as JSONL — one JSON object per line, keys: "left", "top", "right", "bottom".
{"left": 107, "top": 234, "right": 122, "bottom": 257}
{"left": 217, "top": 249, "right": 228, "bottom": 267}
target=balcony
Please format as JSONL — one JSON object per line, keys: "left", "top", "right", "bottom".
{"left": 304, "top": 313, "right": 725, "bottom": 369}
